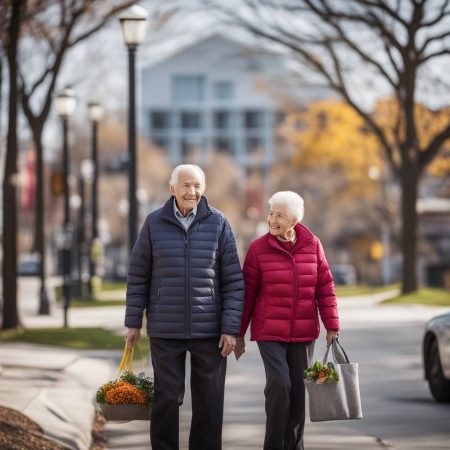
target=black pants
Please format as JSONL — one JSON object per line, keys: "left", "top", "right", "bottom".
{"left": 257, "top": 341, "right": 315, "bottom": 450}
{"left": 150, "top": 338, "right": 226, "bottom": 450}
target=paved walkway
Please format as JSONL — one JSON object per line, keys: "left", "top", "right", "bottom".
{"left": 2, "top": 279, "right": 448, "bottom": 449}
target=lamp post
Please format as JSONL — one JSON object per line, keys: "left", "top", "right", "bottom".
{"left": 80, "top": 159, "right": 94, "bottom": 298}
{"left": 368, "top": 165, "right": 391, "bottom": 285}
{"left": 87, "top": 102, "right": 103, "bottom": 295}
{"left": 119, "top": 5, "right": 148, "bottom": 255}
{"left": 55, "top": 87, "right": 77, "bottom": 327}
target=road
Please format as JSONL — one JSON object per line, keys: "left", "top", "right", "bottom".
{"left": 15, "top": 278, "right": 450, "bottom": 449}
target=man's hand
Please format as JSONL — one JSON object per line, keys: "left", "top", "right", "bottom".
{"left": 218, "top": 334, "right": 236, "bottom": 357}
{"left": 125, "top": 328, "right": 141, "bottom": 348}
{"left": 234, "top": 337, "right": 246, "bottom": 360}
{"left": 326, "top": 330, "right": 339, "bottom": 346}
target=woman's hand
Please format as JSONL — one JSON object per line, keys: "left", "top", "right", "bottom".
{"left": 326, "top": 330, "right": 339, "bottom": 346}
{"left": 234, "top": 337, "right": 246, "bottom": 360}
{"left": 125, "top": 328, "right": 141, "bottom": 348}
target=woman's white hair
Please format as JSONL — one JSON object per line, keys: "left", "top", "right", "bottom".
{"left": 169, "top": 164, "right": 206, "bottom": 193}
{"left": 268, "top": 191, "right": 305, "bottom": 222}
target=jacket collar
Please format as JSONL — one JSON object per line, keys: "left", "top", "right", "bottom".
{"left": 267, "top": 223, "right": 315, "bottom": 253}
{"left": 161, "top": 195, "right": 211, "bottom": 228}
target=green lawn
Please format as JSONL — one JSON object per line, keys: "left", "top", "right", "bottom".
{"left": 382, "top": 288, "right": 450, "bottom": 306}
{"left": 335, "top": 284, "right": 399, "bottom": 297}
{"left": 54, "top": 283, "right": 126, "bottom": 308}
{"left": 0, "top": 327, "right": 150, "bottom": 355}
{"left": 100, "top": 282, "right": 126, "bottom": 291}
{"left": 69, "top": 299, "right": 125, "bottom": 308}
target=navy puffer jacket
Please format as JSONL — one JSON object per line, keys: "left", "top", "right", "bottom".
{"left": 125, "top": 196, "right": 244, "bottom": 339}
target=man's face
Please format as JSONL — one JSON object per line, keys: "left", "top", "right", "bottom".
{"left": 170, "top": 169, "right": 203, "bottom": 216}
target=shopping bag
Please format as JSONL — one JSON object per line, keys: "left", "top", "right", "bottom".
{"left": 97, "top": 344, "right": 153, "bottom": 421}
{"left": 304, "top": 338, "right": 363, "bottom": 422}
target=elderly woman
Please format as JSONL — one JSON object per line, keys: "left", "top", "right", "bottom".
{"left": 235, "top": 191, "right": 339, "bottom": 450}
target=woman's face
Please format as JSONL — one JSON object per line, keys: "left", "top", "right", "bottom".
{"left": 267, "top": 203, "right": 297, "bottom": 238}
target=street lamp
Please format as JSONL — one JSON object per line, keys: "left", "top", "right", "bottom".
{"left": 55, "top": 87, "right": 77, "bottom": 327}
{"left": 119, "top": 5, "right": 148, "bottom": 255}
{"left": 80, "top": 159, "right": 94, "bottom": 299}
{"left": 87, "top": 102, "right": 103, "bottom": 296}
{"left": 368, "top": 164, "right": 391, "bottom": 285}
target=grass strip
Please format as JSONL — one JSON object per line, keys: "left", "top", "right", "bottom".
{"left": 0, "top": 327, "right": 150, "bottom": 354}
{"left": 382, "top": 288, "right": 450, "bottom": 306}
{"left": 336, "top": 284, "right": 399, "bottom": 297}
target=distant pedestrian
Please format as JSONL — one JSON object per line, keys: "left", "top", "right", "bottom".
{"left": 124, "top": 164, "right": 244, "bottom": 450}
{"left": 234, "top": 191, "right": 340, "bottom": 450}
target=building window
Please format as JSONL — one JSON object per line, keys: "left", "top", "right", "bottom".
{"left": 150, "top": 111, "right": 170, "bottom": 129}
{"left": 212, "top": 81, "right": 233, "bottom": 100}
{"left": 181, "top": 138, "right": 203, "bottom": 158}
{"left": 246, "top": 136, "right": 263, "bottom": 154}
{"left": 152, "top": 137, "right": 169, "bottom": 149}
{"left": 214, "top": 137, "right": 235, "bottom": 155}
{"left": 172, "top": 75, "right": 205, "bottom": 102}
{"left": 181, "top": 111, "right": 202, "bottom": 129}
{"left": 245, "top": 110, "right": 264, "bottom": 129}
{"left": 213, "top": 111, "right": 231, "bottom": 130}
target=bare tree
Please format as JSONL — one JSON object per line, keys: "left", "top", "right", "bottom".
{"left": 204, "top": 0, "right": 450, "bottom": 293}
{"left": 18, "top": 0, "right": 135, "bottom": 317}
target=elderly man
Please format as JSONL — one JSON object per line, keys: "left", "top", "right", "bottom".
{"left": 124, "top": 164, "right": 244, "bottom": 450}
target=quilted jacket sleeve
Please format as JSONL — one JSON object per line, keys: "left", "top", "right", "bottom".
{"left": 315, "top": 239, "right": 339, "bottom": 331}
{"left": 239, "top": 242, "right": 260, "bottom": 337}
{"left": 125, "top": 216, "right": 152, "bottom": 329}
{"left": 218, "top": 219, "right": 244, "bottom": 335}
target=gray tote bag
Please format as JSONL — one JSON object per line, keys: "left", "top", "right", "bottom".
{"left": 305, "top": 338, "right": 363, "bottom": 422}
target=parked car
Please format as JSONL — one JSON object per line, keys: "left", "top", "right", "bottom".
{"left": 18, "top": 253, "right": 40, "bottom": 276}
{"left": 423, "top": 311, "right": 450, "bottom": 402}
{"left": 331, "top": 264, "right": 357, "bottom": 285}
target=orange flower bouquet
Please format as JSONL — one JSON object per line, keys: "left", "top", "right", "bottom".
{"left": 96, "top": 346, "right": 153, "bottom": 421}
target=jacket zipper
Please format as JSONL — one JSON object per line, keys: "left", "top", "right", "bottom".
{"left": 290, "top": 254, "right": 298, "bottom": 339}
{"left": 167, "top": 209, "right": 210, "bottom": 340}
{"left": 184, "top": 234, "right": 190, "bottom": 339}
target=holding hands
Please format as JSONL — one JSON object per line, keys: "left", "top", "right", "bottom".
{"left": 234, "top": 337, "right": 246, "bottom": 360}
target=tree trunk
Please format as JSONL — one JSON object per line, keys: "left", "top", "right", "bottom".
{"left": 0, "top": 54, "right": 3, "bottom": 136}
{"left": 2, "top": 0, "right": 24, "bottom": 330}
{"left": 29, "top": 122, "right": 50, "bottom": 308}
{"left": 400, "top": 162, "right": 419, "bottom": 294}
{"left": 33, "top": 129, "right": 50, "bottom": 314}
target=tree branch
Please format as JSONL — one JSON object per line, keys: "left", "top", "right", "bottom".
{"left": 318, "top": 3, "right": 399, "bottom": 89}
{"left": 421, "top": 0, "right": 450, "bottom": 27}
{"left": 353, "top": 0, "right": 409, "bottom": 28}
{"left": 68, "top": 1, "right": 134, "bottom": 47}
{"left": 419, "top": 30, "right": 450, "bottom": 54}
{"left": 420, "top": 48, "right": 450, "bottom": 64}
{"left": 419, "top": 120, "right": 450, "bottom": 169}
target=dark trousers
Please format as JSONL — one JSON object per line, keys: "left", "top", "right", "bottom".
{"left": 257, "top": 341, "right": 315, "bottom": 450}
{"left": 150, "top": 338, "right": 226, "bottom": 450}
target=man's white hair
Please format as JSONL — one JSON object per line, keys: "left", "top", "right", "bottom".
{"left": 169, "top": 164, "right": 206, "bottom": 193}
{"left": 268, "top": 191, "right": 305, "bottom": 222}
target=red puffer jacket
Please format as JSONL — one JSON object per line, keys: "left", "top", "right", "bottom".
{"left": 239, "top": 223, "right": 339, "bottom": 342}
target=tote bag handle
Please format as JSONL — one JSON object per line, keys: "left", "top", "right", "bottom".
{"left": 322, "top": 338, "right": 350, "bottom": 365}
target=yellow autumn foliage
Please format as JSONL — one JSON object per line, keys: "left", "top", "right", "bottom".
{"left": 282, "top": 100, "right": 382, "bottom": 198}
{"left": 282, "top": 99, "right": 450, "bottom": 190}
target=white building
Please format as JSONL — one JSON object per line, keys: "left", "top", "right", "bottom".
{"left": 140, "top": 33, "right": 315, "bottom": 169}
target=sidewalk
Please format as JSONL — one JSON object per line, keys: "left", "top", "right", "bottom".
{"left": 3, "top": 280, "right": 433, "bottom": 449}
{"left": 0, "top": 342, "right": 118, "bottom": 450}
